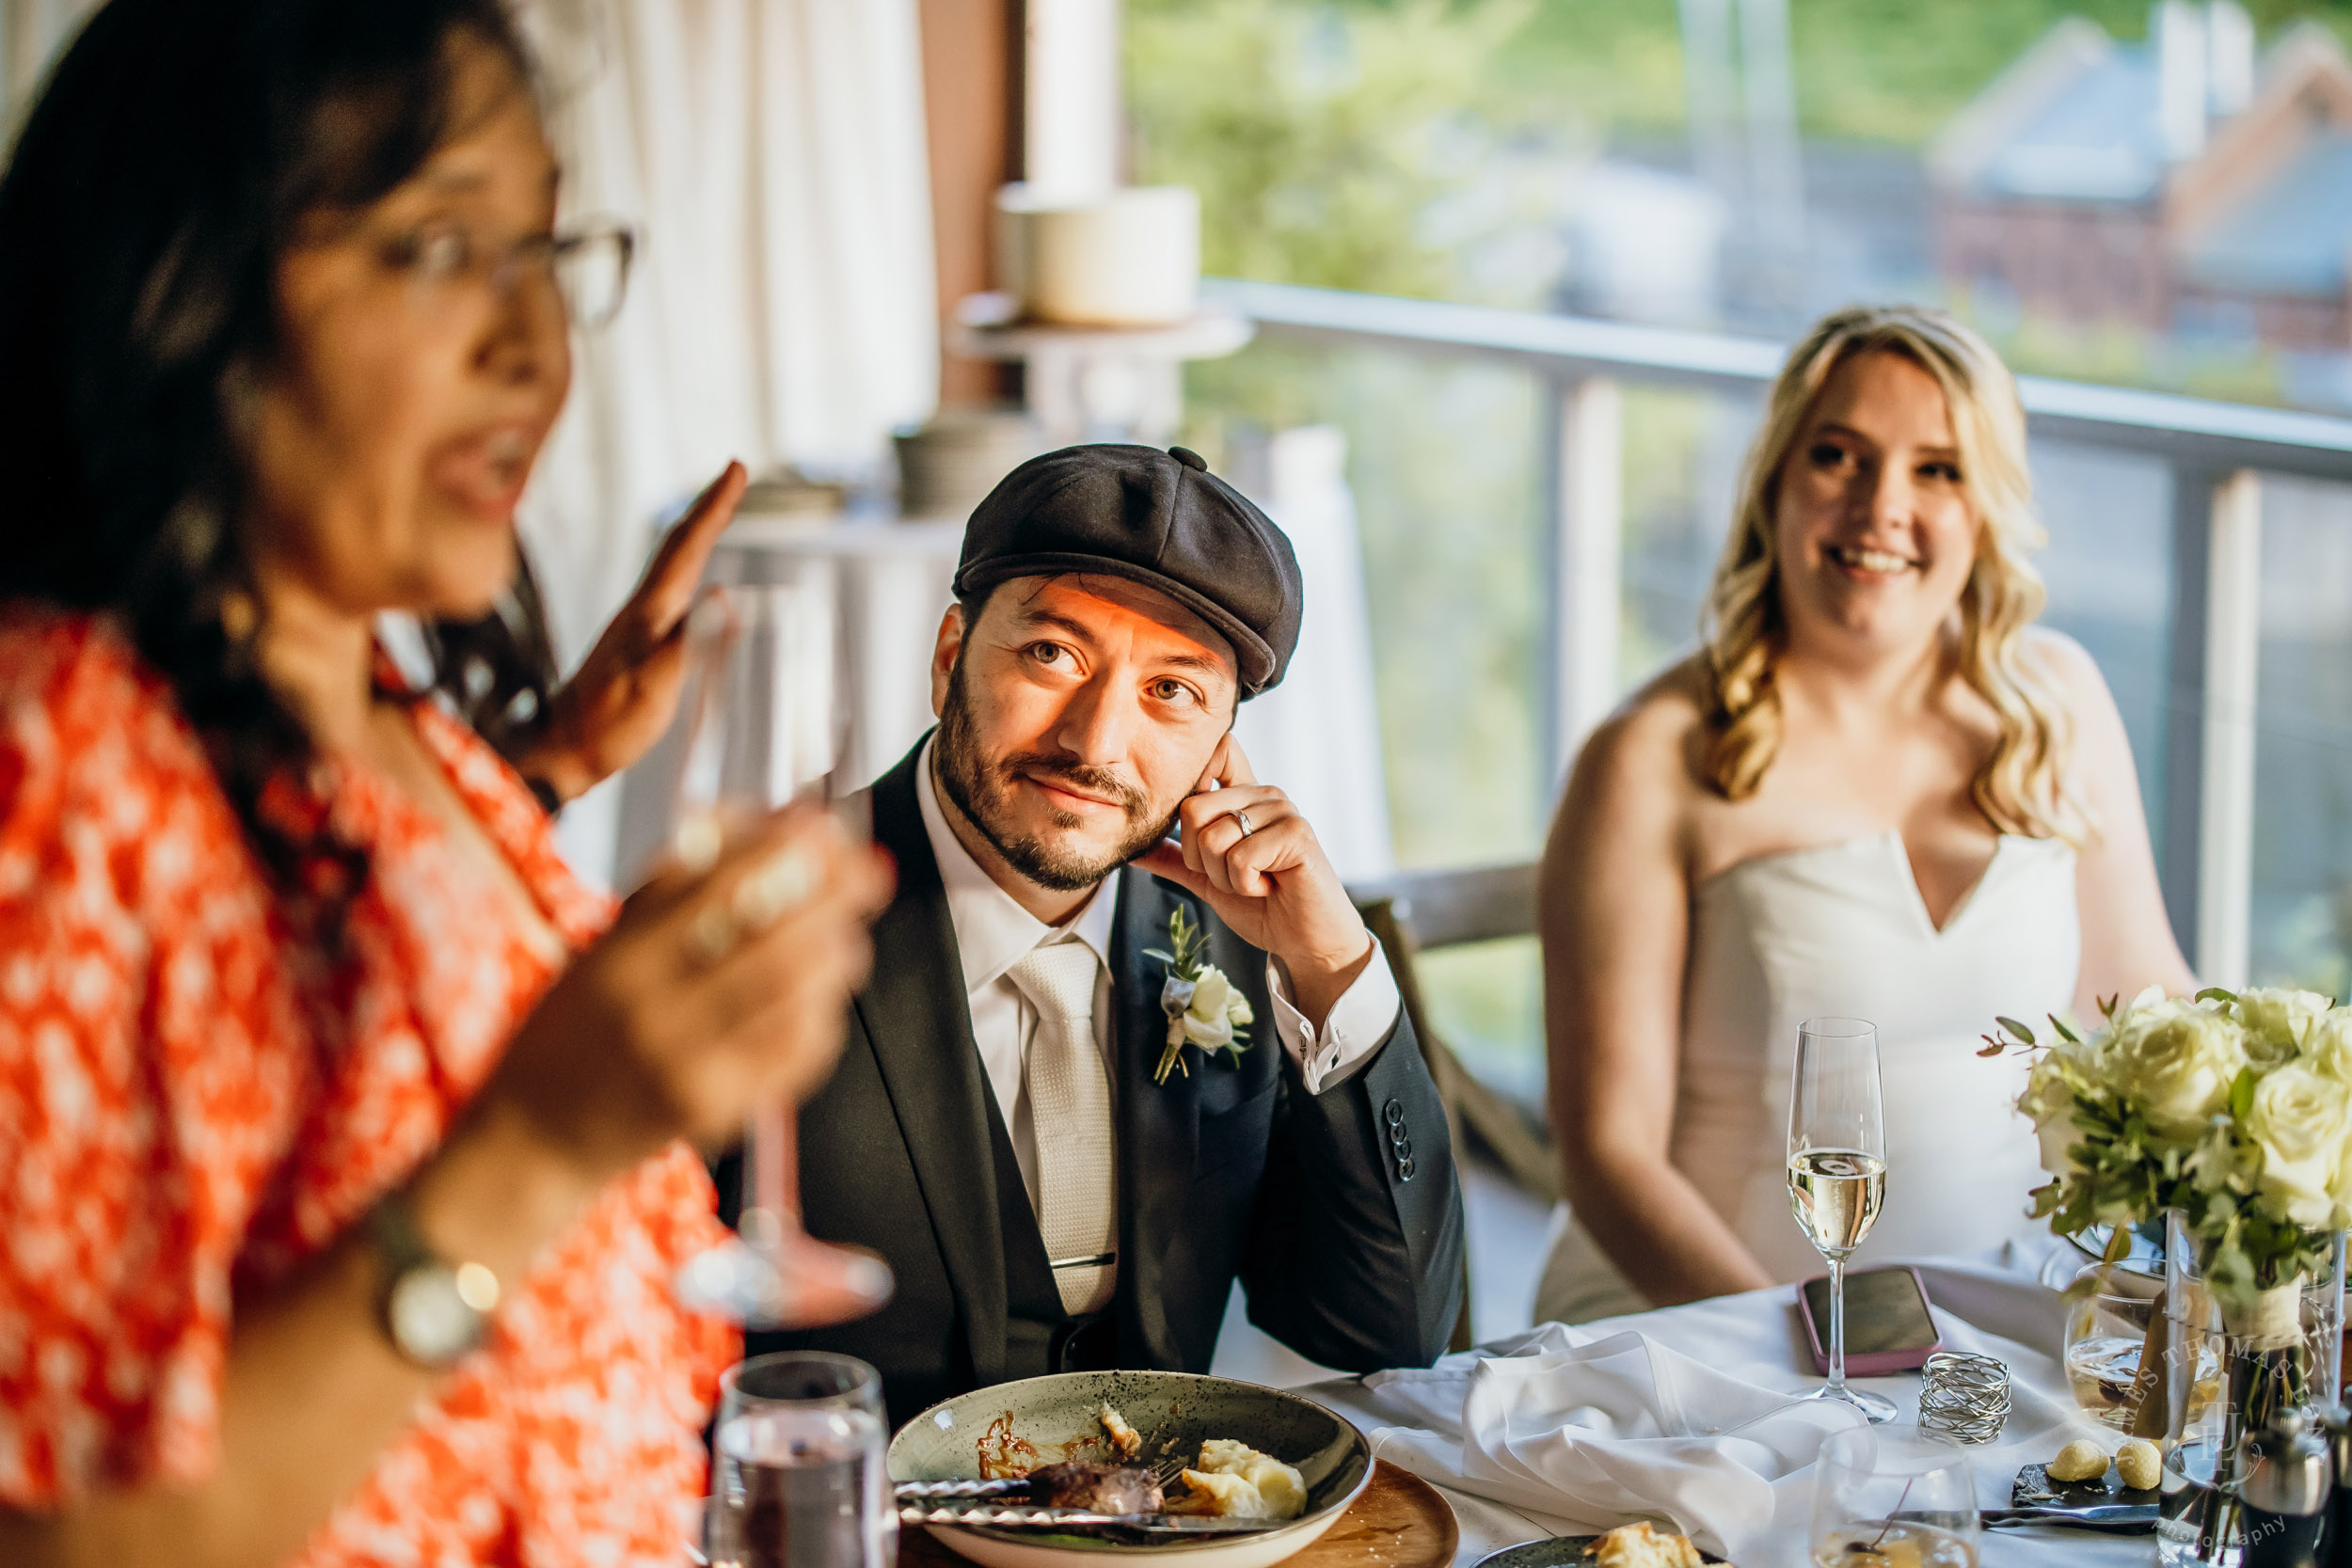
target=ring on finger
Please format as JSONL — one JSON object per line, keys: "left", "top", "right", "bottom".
{"left": 689, "top": 903, "right": 741, "bottom": 966}
{"left": 732, "top": 847, "right": 816, "bottom": 929}
{"left": 1233, "top": 809, "right": 1256, "bottom": 838}
{"left": 673, "top": 813, "right": 725, "bottom": 875}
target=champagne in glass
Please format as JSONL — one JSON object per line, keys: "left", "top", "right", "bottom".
{"left": 1788, "top": 1016, "right": 1897, "bottom": 1422}
{"left": 669, "top": 573, "right": 889, "bottom": 1327}
{"left": 1788, "top": 1148, "right": 1885, "bottom": 1255}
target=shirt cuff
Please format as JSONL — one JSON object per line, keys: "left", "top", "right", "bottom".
{"left": 1264, "top": 943, "right": 1403, "bottom": 1095}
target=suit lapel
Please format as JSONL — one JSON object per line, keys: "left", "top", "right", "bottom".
{"left": 853, "top": 744, "right": 1011, "bottom": 1388}
{"left": 1112, "top": 866, "right": 1200, "bottom": 1367}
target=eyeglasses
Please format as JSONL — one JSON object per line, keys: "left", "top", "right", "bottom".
{"left": 374, "top": 218, "right": 636, "bottom": 330}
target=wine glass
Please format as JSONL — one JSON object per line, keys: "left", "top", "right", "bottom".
{"left": 1788, "top": 1016, "right": 1898, "bottom": 1422}
{"left": 668, "top": 573, "right": 890, "bottom": 1327}
{"left": 1809, "top": 1425, "right": 1980, "bottom": 1568}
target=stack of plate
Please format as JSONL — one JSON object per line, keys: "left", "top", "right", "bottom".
{"left": 735, "top": 467, "right": 848, "bottom": 520}
{"left": 896, "top": 408, "right": 1047, "bottom": 520}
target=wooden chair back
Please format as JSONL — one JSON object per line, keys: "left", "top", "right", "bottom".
{"left": 1350, "top": 860, "right": 1557, "bottom": 1352}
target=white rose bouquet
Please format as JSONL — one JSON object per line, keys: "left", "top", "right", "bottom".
{"left": 1994, "top": 985, "right": 2352, "bottom": 1309}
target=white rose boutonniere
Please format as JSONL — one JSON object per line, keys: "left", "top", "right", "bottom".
{"left": 1147, "top": 906, "right": 1254, "bottom": 1085}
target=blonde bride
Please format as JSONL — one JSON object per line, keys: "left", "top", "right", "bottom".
{"left": 1534, "top": 305, "right": 2195, "bottom": 1323}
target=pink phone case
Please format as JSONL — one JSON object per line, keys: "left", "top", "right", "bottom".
{"left": 1794, "top": 1265, "right": 1941, "bottom": 1375}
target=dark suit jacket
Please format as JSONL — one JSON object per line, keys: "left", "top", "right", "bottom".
{"left": 731, "top": 738, "right": 1463, "bottom": 1422}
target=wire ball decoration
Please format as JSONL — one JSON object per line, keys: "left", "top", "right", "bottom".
{"left": 1918, "top": 1351, "right": 2010, "bottom": 1444}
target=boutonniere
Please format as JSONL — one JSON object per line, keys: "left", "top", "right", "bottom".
{"left": 1145, "top": 905, "right": 1254, "bottom": 1085}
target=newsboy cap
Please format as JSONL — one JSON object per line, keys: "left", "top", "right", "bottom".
{"left": 953, "top": 444, "right": 1303, "bottom": 695}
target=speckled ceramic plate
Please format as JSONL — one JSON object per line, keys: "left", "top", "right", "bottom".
{"left": 889, "top": 1370, "right": 1375, "bottom": 1568}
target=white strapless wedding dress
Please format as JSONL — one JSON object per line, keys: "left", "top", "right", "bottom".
{"left": 1534, "top": 830, "right": 2080, "bottom": 1323}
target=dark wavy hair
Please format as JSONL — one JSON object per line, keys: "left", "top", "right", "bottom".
{"left": 0, "top": 0, "right": 538, "bottom": 912}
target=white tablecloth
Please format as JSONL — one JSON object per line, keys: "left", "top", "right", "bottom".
{"left": 1297, "top": 1239, "right": 2147, "bottom": 1568}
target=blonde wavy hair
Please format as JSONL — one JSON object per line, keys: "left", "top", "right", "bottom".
{"left": 1699, "top": 304, "right": 2079, "bottom": 840}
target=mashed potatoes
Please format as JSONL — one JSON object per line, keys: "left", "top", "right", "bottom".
{"left": 1174, "top": 1439, "right": 1308, "bottom": 1520}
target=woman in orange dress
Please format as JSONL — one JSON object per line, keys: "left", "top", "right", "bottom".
{"left": 0, "top": 2, "right": 894, "bottom": 1564}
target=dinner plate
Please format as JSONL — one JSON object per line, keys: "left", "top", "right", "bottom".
{"left": 890, "top": 1370, "right": 1375, "bottom": 1568}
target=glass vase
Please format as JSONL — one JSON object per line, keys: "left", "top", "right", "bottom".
{"left": 2154, "top": 1211, "right": 2346, "bottom": 1568}
{"left": 2062, "top": 1254, "right": 2169, "bottom": 1429}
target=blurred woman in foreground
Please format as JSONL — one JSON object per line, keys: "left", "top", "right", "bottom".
{"left": 0, "top": 2, "right": 891, "bottom": 1562}
{"left": 1536, "top": 305, "right": 2193, "bottom": 1323}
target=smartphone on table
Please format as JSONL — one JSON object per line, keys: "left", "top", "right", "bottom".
{"left": 1796, "top": 1264, "right": 1941, "bottom": 1375}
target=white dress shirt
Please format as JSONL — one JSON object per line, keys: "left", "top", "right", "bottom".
{"left": 913, "top": 737, "right": 1402, "bottom": 1212}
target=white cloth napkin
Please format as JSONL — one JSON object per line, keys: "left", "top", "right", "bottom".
{"left": 1359, "top": 1323, "right": 1867, "bottom": 1561}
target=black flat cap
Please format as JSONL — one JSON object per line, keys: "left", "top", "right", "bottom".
{"left": 954, "top": 444, "right": 1303, "bottom": 695}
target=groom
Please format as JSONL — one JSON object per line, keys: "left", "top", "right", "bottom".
{"left": 732, "top": 443, "right": 1463, "bottom": 1420}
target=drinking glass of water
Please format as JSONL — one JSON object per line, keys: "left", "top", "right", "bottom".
{"left": 710, "top": 1352, "right": 893, "bottom": 1568}
{"left": 1788, "top": 1016, "right": 1897, "bottom": 1422}
{"left": 1810, "top": 1425, "right": 1980, "bottom": 1568}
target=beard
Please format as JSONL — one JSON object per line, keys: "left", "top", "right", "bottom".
{"left": 933, "top": 656, "right": 1176, "bottom": 892}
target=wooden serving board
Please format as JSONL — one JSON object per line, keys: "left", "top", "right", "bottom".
{"left": 898, "top": 1461, "right": 1460, "bottom": 1568}
{"left": 1295, "top": 1462, "right": 1459, "bottom": 1568}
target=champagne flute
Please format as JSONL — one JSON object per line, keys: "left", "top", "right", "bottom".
{"left": 1788, "top": 1016, "right": 1897, "bottom": 1422}
{"left": 669, "top": 572, "right": 890, "bottom": 1327}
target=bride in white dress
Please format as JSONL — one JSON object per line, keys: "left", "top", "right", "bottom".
{"left": 1534, "top": 305, "right": 2196, "bottom": 1324}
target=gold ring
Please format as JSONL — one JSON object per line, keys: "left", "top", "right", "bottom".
{"left": 731, "top": 847, "right": 815, "bottom": 929}
{"left": 673, "top": 813, "right": 725, "bottom": 875}
{"left": 689, "top": 903, "right": 740, "bottom": 965}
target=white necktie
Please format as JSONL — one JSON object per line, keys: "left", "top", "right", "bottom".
{"left": 1005, "top": 941, "right": 1118, "bottom": 1314}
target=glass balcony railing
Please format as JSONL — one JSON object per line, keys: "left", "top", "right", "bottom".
{"left": 1185, "top": 277, "right": 2352, "bottom": 1101}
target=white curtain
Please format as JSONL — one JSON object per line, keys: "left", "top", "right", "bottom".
{"left": 1233, "top": 426, "right": 1396, "bottom": 884}
{"left": 520, "top": 0, "right": 939, "bottom": 882}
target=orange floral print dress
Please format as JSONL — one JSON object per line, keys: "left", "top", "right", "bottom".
{"left": 0, "top": 607, "right": 739, "bottom": 1564}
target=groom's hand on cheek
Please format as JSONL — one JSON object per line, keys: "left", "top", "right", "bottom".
{"left": 1135, "top": 734, "right": 1375, "bottom": 1029}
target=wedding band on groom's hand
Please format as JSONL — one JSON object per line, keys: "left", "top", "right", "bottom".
{"left": 1233, "top": 809, "right": 1255, "bottom": 838}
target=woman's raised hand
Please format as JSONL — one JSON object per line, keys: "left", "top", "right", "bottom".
{"left": 510, "top": 462, "right": 748, "bottom": 805}
{"left": 491, "top": 801, "right": 895, "bottom": 1179}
